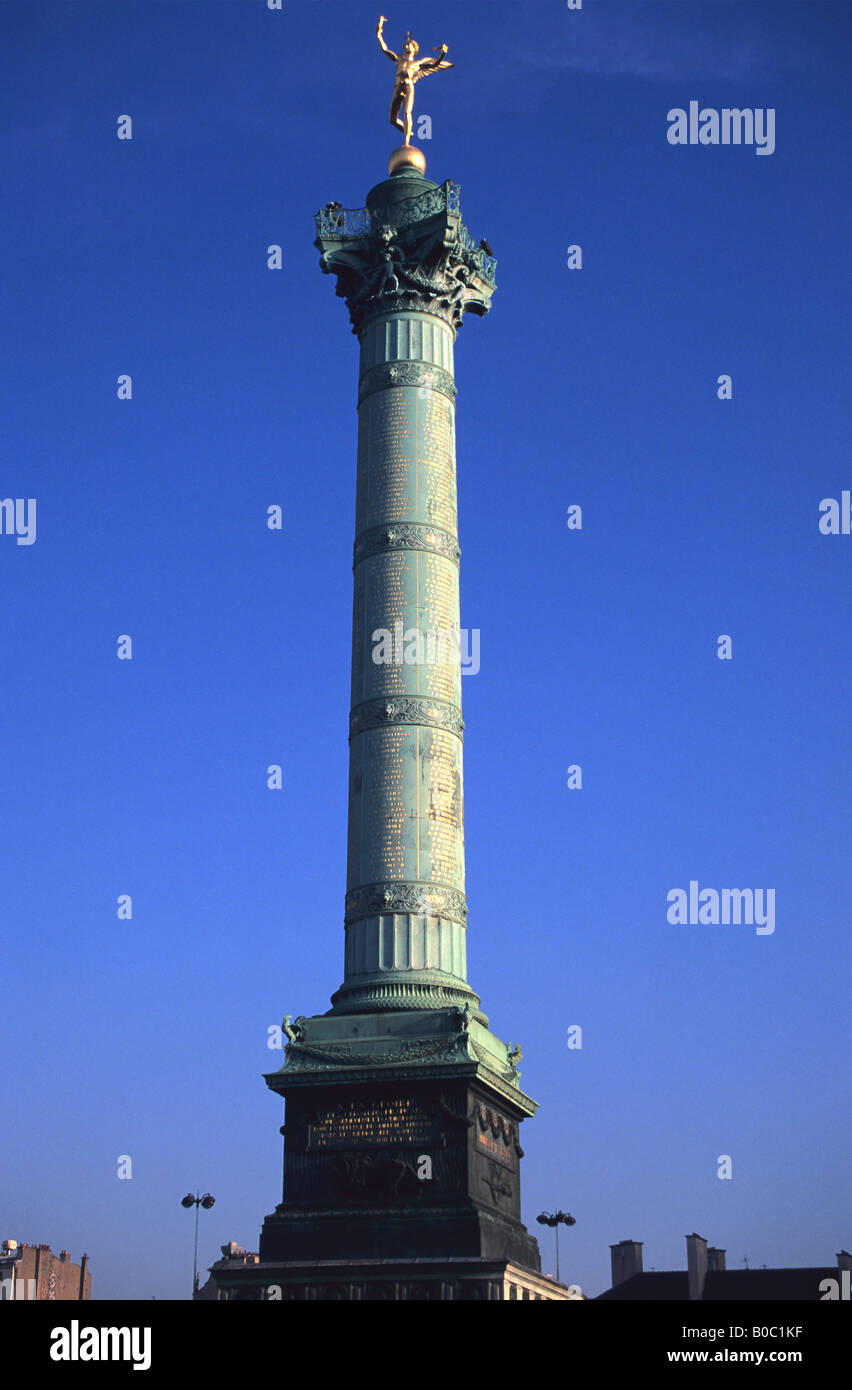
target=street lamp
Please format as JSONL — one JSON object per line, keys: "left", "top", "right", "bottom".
{"left": 536, "top": 1209, "right": 576, "bottom": 1283}
{"left": 181, "top": 1191, "right": 215, "bottom": 1298}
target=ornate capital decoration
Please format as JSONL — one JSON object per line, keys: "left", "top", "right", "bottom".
{"left": 344, "top": 880, "right": 468, "bottom": 927}
{"left": 358, "top": 360, "right": 457, "bottom": 407}
{"left": 349, "top": 695, "right": 464, "bottom": 742}
{"left": 314, "top": 181, "right": 497, "bottom": 335}
{"left": 353, "top": 520, "right": 460, "bottom": 568}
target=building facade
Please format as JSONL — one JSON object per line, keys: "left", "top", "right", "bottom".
{"left": 0, "top": 1240, "right": 90, "bottom": 1301}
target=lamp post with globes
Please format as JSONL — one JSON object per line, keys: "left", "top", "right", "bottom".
{"left": 536, "top": 1209, "right": 576, "bottom": 1284}
{"left": 181, "top": 1191, "right": 215, "bottom": 1298}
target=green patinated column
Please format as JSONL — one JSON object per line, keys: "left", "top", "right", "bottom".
{"left": 317, "top": 159, "right": 495, "bottom": 1016}
{"left": 250, "top": 151, "right": 545, "bottom": 1290}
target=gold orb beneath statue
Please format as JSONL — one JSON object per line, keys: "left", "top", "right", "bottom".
{"left": 388, "top": 145, "right": 427, "bottom": 176}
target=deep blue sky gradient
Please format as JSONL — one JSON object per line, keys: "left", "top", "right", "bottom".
{"left": 1, "top": 0, "right": 850, "bottom": 1299}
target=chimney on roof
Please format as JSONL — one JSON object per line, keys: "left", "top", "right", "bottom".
{"left": 610, "top": 1240, "right": 643, "bottom": 1287}
{"left": 59, "top": 1250, "right": 69, "bottom": 1263}
{"left": 686, "top": 1233, "right": 708, "bottom": 1301}
{"left": 707, "top": 1246, "right": 726, "bottom": 1272}
{"left": 837, "top": 1251, "right": 852, "bottom": 1273}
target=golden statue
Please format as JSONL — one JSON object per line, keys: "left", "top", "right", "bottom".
{"left": 376, "top": 15, "right": 453, "bottom": 148}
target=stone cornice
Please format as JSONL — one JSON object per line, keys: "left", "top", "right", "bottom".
{"left": 264, "top": 1057, "right": 538, "bottom": 1116}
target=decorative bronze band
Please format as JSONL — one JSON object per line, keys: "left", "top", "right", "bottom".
{"left": 344, "top": 881, "right": 469, "bottom": 927}
{"left": 358, "top": 360, "right": 457, "bottom": 407}
{"left": 353, "top": 521, "right": 460, "bottom": 568}
{"left": 349, "top": 696, "right": 464, "bottom": 742}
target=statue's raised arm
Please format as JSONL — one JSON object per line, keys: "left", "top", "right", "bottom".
{"left": 376, "top": 15, "right": 397, "bottom": 61}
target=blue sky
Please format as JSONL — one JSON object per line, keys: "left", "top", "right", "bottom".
{"left": 1, "top": 0, "right": 849, "bottom": 1299}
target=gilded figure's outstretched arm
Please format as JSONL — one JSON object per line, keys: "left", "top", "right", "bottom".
{"left": 376, "top": 16, "right": 397, "bottom": 61}
{"left": 413, "top": 47, "right": 453, "bottom": 80}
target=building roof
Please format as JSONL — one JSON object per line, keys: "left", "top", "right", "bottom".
{"left": 703, "top": 1268, "right": 838, "bottom": 1300}
{"left": 597, "top": 1272, "right": 688, "bottom": 1300}
{"left": 597, "top": 1267, "right": 839, "bottom": 1300}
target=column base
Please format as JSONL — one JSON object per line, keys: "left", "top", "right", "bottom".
{"left": 260, "top": 1012, "right": 539, "bottom": 1280}
{"left": 329, "top": 972, "right": 481, "bottom": 1016}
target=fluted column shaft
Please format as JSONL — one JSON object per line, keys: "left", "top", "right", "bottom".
{"left": 340, "top": 306, "right": 471, "bottom": 1008}
{"left": 314, "top": 168, "right": 496, "bottom": 1013}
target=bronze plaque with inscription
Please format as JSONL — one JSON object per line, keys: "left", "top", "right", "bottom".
{"left": 308, "top": 1097, "right": 440, "bottom": 1150}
